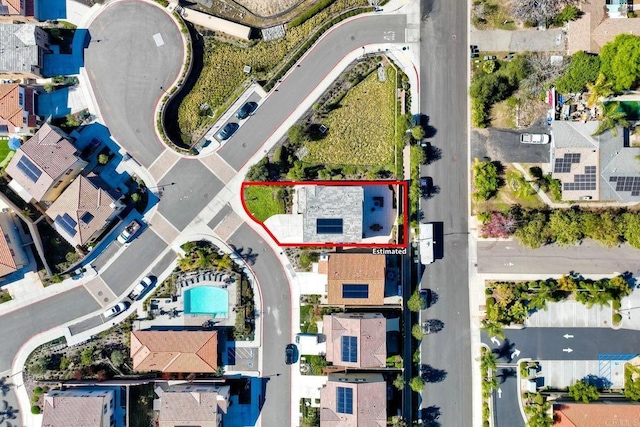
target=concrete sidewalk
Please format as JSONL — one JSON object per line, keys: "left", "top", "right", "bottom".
{"left": 470, "top": 27, "right": 565, "bottom": 52}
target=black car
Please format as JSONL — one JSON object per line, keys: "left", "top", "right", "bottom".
{"left": 236, "top": 101, "right": 258, "bottom": 119}
{"left": 218, "top": 122, "right": 239, "bottom": 140}
{"left": 285, "top": 344, "right": 296, "bottom": 365}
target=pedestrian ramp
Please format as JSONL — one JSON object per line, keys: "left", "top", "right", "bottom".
{"left": 599, "top": 353, "right": 637, "bottom": 384}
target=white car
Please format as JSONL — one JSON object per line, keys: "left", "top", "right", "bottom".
{"left": 102, "top": 302, "right": 129, "bottom": 319}
{"left": 130, "top": 276, "right": 154, "bottom": 300}
{"left": 520, "top": 133, "right": 550, "bottom": 144}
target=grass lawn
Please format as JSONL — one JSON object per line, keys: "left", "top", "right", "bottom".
{"left": 0, "top": 135, "right": 11, "bottom": 163}
{"left": 178, "top": 0, "right": 370, "bottom": 137}
{"left": 304, "top": 67, "right": 396, "bottom": 166}
{"left": 243, "top": 185, "right": 286, "bottom": 222}
{"left": 490, "top": 99, "right": 516, "bottom": 128}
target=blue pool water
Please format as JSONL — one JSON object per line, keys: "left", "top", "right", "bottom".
{"left": 184, "top": 286, "right": 228, "bottom": 317}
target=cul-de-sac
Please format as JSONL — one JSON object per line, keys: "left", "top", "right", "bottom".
{"left": 1, "top": 0, "right": 640, "bottom": 426}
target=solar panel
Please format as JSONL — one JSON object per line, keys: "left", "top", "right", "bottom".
{"left": 342, "top": 284, "right": 369, "bottom": 299}
{"left": 55, "top": 214, "right": 77, "bottom": 237}
{"left": 80, "top": 212, "right": 94, "bottom": 224}
{"left": 16, "top": 156, "right": 42, "bottom": 183}
{"left": 317, "top": 218, "right": 343, "bottom": 234}
{"left": 341, "top": 336, "right": 358, "bottom": 363}
{"left": 336, "top": 387, "right": 353, "bottom": 414}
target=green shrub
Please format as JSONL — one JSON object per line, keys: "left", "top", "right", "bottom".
{"left": 34, "top": 386, "right": 43, "bottom": 396}
{"left": 31, "top": 405, "right": 40, "bottom": 414}
{"left": 289, "top": 0, "right": 337, "bottom": 27}
{"left": 613, "top": 313, "right": 623, "bottom": 324}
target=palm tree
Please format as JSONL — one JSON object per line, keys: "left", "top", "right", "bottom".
{"left": 593, "top": 102, "right": 629, "bottom": 137}
{"left": 586, "top": 73, "right": 613, "bottom": 108}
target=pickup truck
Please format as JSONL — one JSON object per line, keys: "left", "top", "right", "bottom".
{"left": 117, "top": 219, "right": 141, "bottom": 244}
{"left": 520, "top": 133, "right": 550, "bottom": 144}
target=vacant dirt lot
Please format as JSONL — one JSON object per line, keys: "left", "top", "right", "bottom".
{"left": 234, "top": 0, "right": 303, "bottom": 16}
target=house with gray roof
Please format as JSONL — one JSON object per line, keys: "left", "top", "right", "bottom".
{"left": 550, "top": 121, "right": 640, "bottom": 202}
{"left": 5, "top": 123, "right": 88, "bottom": 203}
{"left": 154, "top": 383, "right": 230, "bottom": 427}
{"left": 0, "top": 23, "right": 49, "bottom": 78}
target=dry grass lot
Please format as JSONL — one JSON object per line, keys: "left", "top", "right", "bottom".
{"left": 235, "top": 0, "right": 302, "bottom": 16}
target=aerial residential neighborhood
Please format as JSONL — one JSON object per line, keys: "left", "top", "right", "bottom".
{"left": 1, "top": 0, "right": 640, "bottom": 426}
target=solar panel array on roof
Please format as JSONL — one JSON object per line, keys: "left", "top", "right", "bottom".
{"left": 317, "top": 218, "right": 343, "bottom": 234}
{"left": 554, "top": 153, "right": 581, "bottom": 174}
{"left": 610, "top": 176, "right": 640, "bottom": 196}
{"left": 563, "top": 165, "right": 597, "bottom": 191}
{"left": 80, "top": 212, "right": 94, "bottom": 224}
{"left": 341, "top": 336, "right": 358, "bottom": 363}
{"left": 55, "top": 213, "right": 77, "bottom": 237}
{"left": 336, "top": 387, "right": 353, "bottom": 414}
{"left": 342, "top": 284, "right": 369, "bottom": 299}
{"left": 16, "top": 156, "right": 42, "bottom": 183}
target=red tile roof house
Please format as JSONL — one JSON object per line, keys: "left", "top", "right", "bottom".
{"left": 323, "top": 313, "right": 387, "bottom": 368}
{"left": 0, "top": 0, "right": 35, "bottom": 16}
{"left": 42, "top": 388, "right": 116, "bottom": 427}
{"left": 5, "top": 123, "right": 88, "bottom": 204}
{"left": 553, "top": 402, "right": 640, "bottom": 426}
{"left": 0, "top": 83, "right": 38, "bottom": 135}
{"left": 0, "top": 210, "right": 28, "bottom": 277}
{"left": 131, "top": 330, "right": 219, "bottom": 373}
{"left": 46, "top": 173, "right": 125, "bottom": 248}
{"left": 324, "top": 253, "right": 386, "bottom": 306}
{"left": 320, "top": 373, "right": 387, "bottom": 427}
{"left": 155, "top": 383, "right": 230, "bottom": 427}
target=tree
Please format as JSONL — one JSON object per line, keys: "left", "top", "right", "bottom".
{"left": 411, "top": 323, "right": 424, "bottom": 340}
{"left": 411, "top": 125, "right": 425, "bottom": 141}
{"left": 481, "top": 319, "right": 505, "bottom": 339}
{"left": 482, "top": 60, "right": 496, "bottom": 74}
{"left": 287, "top": 123, "right": 306, "bottom": 144}
{"left": 473, "top": 159, "right": 502, "bottom": 200}
{"left": 548, "top": 209, "right": 582, "bottom": 245}
{"left": 592, "top": 102, "right": 629, "bottom": 137}
{"left": 409, "top": 376, "right": 426, "bottom": 392}
{"left": 30, "top": 357, "right": 49, "bottom": 375}
{"left": 393, "top": 374, "right": 405, "bottom": 390}
{"left": 568, "top": 380, "right": 600, "bottom": 403}
{"left": 407, "top": 290, "right": 423, "bottom": 312}
{"left": 586, "top": 73, "right": 614, "bottom": 107}
{"left": 554, "top": 5, "right": 579, "bottom": 25}
{"left": 581, "top": 211, "right": 621, "bottom": 247}
{"left": 521, "top": 52, "right": 567, "bottom": 96}
{"left": 554, "top": 51, "right": 600, "bottom": 94}
{"left": 81, "top": 347, "right": 95, "bottom": 367}
{"left": 479, "top": 349, "right": 497, "bottom": 373}
{"left": 622, "top": 212, "right": 640, "bottom": 248}
{"left": 511, "top": 0, "right": 566, "bottom": 24}
{"left": 481, "top": 212, "right": 517, "bottom": 238}
{"left": 556, "top": 275, "right": 578, "bottom": 293}
{"left": 245, "top": 158, "right": 270, "bottom": 181}
{"left": 110, "top": 350, "right": 124, "bottom": 368}
{"left": 599, "top": 34, "right": 640, "bottom": 92}
{"left": 515, "top": 211, "right": 549, "bottom": 248}
{"left": 65, "top": 114, "right": 80, "bottom": 128}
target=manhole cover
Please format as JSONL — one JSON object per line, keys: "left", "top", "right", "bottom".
{"left": 98, "top": 291, "right": 103, "bottom": 296}
{"left": 248, "top": 362, "right": 254, "bottom": 368}
{"left": 104, "top": 297, "right": 109, "bottom": 302}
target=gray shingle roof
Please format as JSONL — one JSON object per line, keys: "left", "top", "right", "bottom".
{"left": 0, "top": 23, "right": 48, "bottom": 75}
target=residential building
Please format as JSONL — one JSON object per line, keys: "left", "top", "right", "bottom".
{"left": 0, "top": 23, "right": 49, "bottom": 78}
{"left": 42, "top": 388, "right": 116, "bottom": 427}
{"left": 155, "top": 383, "right": 230, "bottom": 427}
{"left": 131, "top": 330, "right": 219, "bottom": 373}
{"left": 323, "top": 312, "right": 386, "bottom": 368}
{"left": 323, "top": 253, "right": 386, "bottom": 306}
{"left": 0, "top": 0, "right": 34, "bottom": 16}
{"left": 320, "top": 373, "right": 386, "bottom": 427}
{"left": 551, "top": 121, "right": 640, "bottom": 202}
{"left": 0, "top": 210, "right": 28, "bottom": 277}
{"left": 5, "top": 123, "right": 87, "bottom": 203}
{"left": 553, "top": 402, "right": 640, "bottom": 426}
{"left": 0, "top": 83, "right": 38, "bottom": 134}
{"left": 46, "top": 174, "right": 125, "bottom": 247}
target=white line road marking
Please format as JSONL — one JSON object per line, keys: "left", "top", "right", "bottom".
{"left": 563, "top": 334, "right": 574, "bottom": 339}
{"left": 563, "top": 348, "right": 573, "bottom": 353}
{"left": 153, "top": 33, "right": 164, "bottom": 47}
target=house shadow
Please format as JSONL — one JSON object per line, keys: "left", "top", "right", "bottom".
{"left": 35, "top": 0, "right": 67, "bottom": 20}
{"left": 43, "top": 29, "right": 90, "bottom": 77}
{"left": 432, "top": 221, "right": 444, "bottom": 260}
{"left": 418, "top": 405, "right": 441, "bottom": 427}
{"left": 37, "top": 87, "right": 71, "bottom": 118}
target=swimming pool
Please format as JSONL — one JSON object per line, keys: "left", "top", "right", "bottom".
{"left": 184, "top": 286, "right": 229, "bottom": 317}
{"left": 608, "top": 101, "right": 640, "bottom": 121}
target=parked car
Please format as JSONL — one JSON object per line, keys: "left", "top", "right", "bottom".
{"left": 420, "top": 177, "right": 431, "bottom": 191}
{"left": 419, "top": 289, "right": 431, "bottom": 309}
{"left": 520, "top": 133, "right": 550, "bottom": 144}
{"left": 285, "top": 344, "right": 296, "bottom": 365}
{"left": 218, "top": 122, "right": 239, "bottom": 140}
{"left": 130, "top": 276, "right": 154, "bottom": 300}
{"left": 102, "top": 302, "right": 129, "bottom": 319}
{"left": 236, "top": 101, "right": 258, "bottom": 119}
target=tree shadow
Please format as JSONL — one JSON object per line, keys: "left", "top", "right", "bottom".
{"left": 423, "top": 319, "right": 445, "bottom": 334}
{"left": 423, "top": 184, "right": 440, "bottom": 199}
{"left": 493, "top": 339, "right": 516, "bottom": 362}
{"left": 582, "top": 374, "right": 612, "bottom": 390}
{"left": 420, "top": 364, "right": 447, "bottom": 383}
{"left": 426, "top": 289, "right": 439, "bottom": 307}
{"left": 419, "top": 405, "right": 441, "bottom": 427}
{"left": 497, "top": 368, "right": 517, "bottom": 384}
{"left": 423, "top": 143, "right": 442, "bottom": 165}
{"left": 0, "top": 378, "right": 11, "bottom": 397}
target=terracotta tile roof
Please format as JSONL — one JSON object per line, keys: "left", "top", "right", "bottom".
{"left": 318, "top": 258, "right": 328, "bottom": 274}
{"left": 0, "top": 0, "right": 21, "bottom": 15}
{"left": 0, "top": 218, "right": 17, "bottom": 277}
{"left": 42, "top": 391, "right": 110, "bottom": 427}
{"left": 5, "top": 123, "right": 81, "bottom": 201}
{"left": 158, "top": 384, "right": 230, "bottom": 427}
{"left": 131, "top": 331, "right": 218, "bottom": 373}
{"left": 0, "top": 84, "right": 36, "bottom": 130}
{"left": 327, "top": 253, "right": 386, "bottom": 305}
{"left": 554, "top": 402, "right": 640, "bottom": 426}
{"left": 46, "top": 174, "right": 121, "bottom": 246}
{"left": 323, "top": 313, "right": 386, "bottom": 368}
{"left": 320, "top": 373, "right": 386, "bottom": 427}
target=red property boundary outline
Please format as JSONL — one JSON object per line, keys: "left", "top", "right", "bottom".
{"left": 241, "top": 180, "right": 409, "bottom": 248}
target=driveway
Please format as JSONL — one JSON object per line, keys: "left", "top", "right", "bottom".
{"left": 85, "top": 1, "right": 184, "bottom": 167}
{"left": 470, "top": 27, "right": 565, "bottom": 52}
{"left": 471, "top": 128, "right": 551, "bottom": 164}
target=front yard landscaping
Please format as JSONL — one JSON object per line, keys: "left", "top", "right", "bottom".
{"left": 243, "top": 185, "right": 289, "bottom": 222}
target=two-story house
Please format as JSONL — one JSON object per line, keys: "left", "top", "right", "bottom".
{"left": 42, "top": 388, "right": 116, "bottom": 427}
{"left": 0, "top": 23, "right": 50, "bottom": 78}
{"left": 0, "top": 83, "right": 38, "bottom": 135}
{"left": 0, "top": 0, "right": 35, "bottom": 17}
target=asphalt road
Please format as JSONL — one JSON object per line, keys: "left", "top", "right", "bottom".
{"left": 85, "top": 1, "right": 184, "bottom": 167}
{"left": 156, "top": 158, "right": 224, "bottom": 230}
{"left": 482, "top": 328, "right": 640, "bottom": 362}
{"left": 494, "top": 366, "right": 523, "bottom": 427}
{"left": 226, "top": 224, "right": 292, "bottom": 427}
{"left": 478, "top": 240, "right": 640, "bottom": 275}
{"left": 0, "top": 287, "right": 100, "bottom": 371}
{"left": 217, "top": 14, "right": 408, "bottom": 170}
{"left": 418, "top": 0, "right": 472, "bottom": 425}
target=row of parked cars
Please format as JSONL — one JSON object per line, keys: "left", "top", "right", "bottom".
{"left": 217, "top": 101, "right": 258, "bottom": 140}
